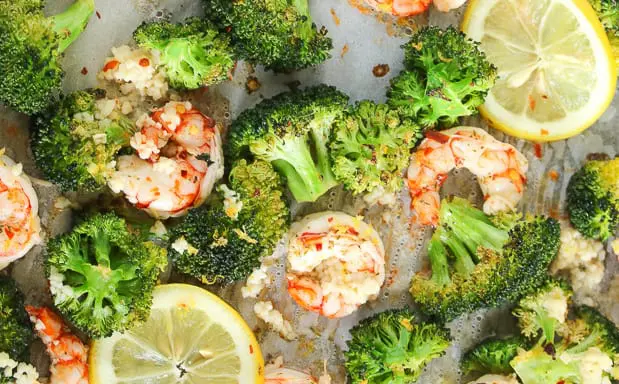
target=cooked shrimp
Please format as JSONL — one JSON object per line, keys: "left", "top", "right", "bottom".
{"left": 433, "top": 0, "right": 467, "bottom": 12}
{"left": 265, "top": 357, "right": 331, "bottom": 384}
{"left": 26, "top": 306, "right": 89, "bottom": 384}
{"left": 286, "top": 212, "right": 385, "bottom": 319}
{"left": 0, "top": 154, "right": 41, "bottom": 268}
{"left": 364, "top": 0, "right": 431, "bottom": 16}
{"left": 111, "top": 100, "right": 224, "bottom": 218}
{"left": 407, "top": 127, "right": 528, "bottom": 226}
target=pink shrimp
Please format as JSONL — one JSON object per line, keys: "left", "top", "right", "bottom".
{"left": 112, "top": 100, "right": 224, "bottom": 218}
{"left": 286, "top": 212, "right": 386, "bottom": 319}
{"left": 407, "top": 127, "right": 528, "bottom": 227}
{"left": 0, "top": 155, "right": 41, "bottom": 267}
{"left": 363, "top": 0, "right": 432, "bottom": 16}
{"left": 25, "top": 306, "right": 89, "bottom": 384}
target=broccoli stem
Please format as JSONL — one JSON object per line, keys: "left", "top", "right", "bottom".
{"left": 439, "top": 229, "right": 476, "bottom": 276}
{"left": 309, "top": 121, "right": 338, "bottom": 193}
{"left": 51, "top": 0, "right": 95, "bottom": 53}
{"left": 428, "top": 230, "right": 451, "bottom": 286}
{"left": 92, "top": 230, "right": 111, "bottom": 268}
{"left": 291, "top": 0, "right": 313, "bottom": 40}
{"left": 441, "top": 199, "right": 510, "bottom": 256}
{"left": 260, "top": 136, "right": 336, "bottom": 202}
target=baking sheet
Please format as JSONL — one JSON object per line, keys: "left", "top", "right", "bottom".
{"left": 1, "top": 0, "right": 618, "bottom": 382}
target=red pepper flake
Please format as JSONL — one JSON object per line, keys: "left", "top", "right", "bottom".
{"left": 139, "top": 58, "right": 150, "bottom": 67}
{"left": 80, "top": 67, "right": 88, "bottom": 75}
{"left": 4, "top": 228, "right": 14, "bottom": 240}
{"left": 225, "top": 26, "right": 232, "bottom": 33}
{"left": 548, "top": 170, "right": 559, "bottom": 181}
{"left": 340, "top": 44, "right": 349, "bottom": 58}
{"left": 96, "top": 11, "right": 101, "bottom": 19}
{"left": 541, "top": 94, "right": 548, "bottom": 100}
{"left": 372, "top": 64, "right": 390, "bottom": 78}
{"left": 425, "top": 130, "right": 450, "bottom": 144}
{"left": 347, "top": 227, "right": 359, "bottom": 236}
{"left": 103, "top": 60, "right": 119, "bottom": 72}
{"left": 327, "top": 217, "right": 334, "bottom": 223}
{"left": 249, "top": 345, "right": 254, "bottom": 354}
{"left": 540, "top": 128, "right": 549, "bottom": 136}
{"left": 528, "top": 95, "right": 536, "bottom": 111}
{"left": 330, "top": 8, "right": 341, "bottom": 25}
{"left": 533, "top": 143, "right": 543, "bottom": 159}
{"left": 316, "top": 243, "right": 323, "bottom": 251}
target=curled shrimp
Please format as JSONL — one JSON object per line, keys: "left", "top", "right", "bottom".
{"left": 407, "top": 127, "right": 528, "bottom": 227}
{"left": 363, "top": 0, "right": 431, "bottom": 16}
{"left": 110, "top": 101, "right": 224, "bottom": 218}
{"left": 433, "top": 0, "right": 467, "bottom": 12}
{"left": 26, "top": 306, "right": 89, "bottom": 384}
{"left": 286, "top": 212, "right": 385, "bottom": 319}
{"left": 0, "top": 154, "right": 41, "bottom": 268}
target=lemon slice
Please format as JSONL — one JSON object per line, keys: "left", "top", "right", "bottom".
{"left": 462, "top": 0, "right": 617, "bottom": 142}
{"left": 89, "top": 284, "right": 264, "bottom": 384}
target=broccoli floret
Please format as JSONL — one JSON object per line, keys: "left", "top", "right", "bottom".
{"left": 513, "top": 280, "right": 572, "bottom": 344}
{"left": 589, "top": 0, "right": 619, "bottom": 68}
{"left": 0, "top": 278, "right": 32, "bottom": 360}
{"left": 170, "top": 159, "right": 290, "bottom": 283}
{"left": 46, "top": 213, "right": 167, "bottom": 338}
{"left": 410, "top": 197, "right": 561, "bottom": 322}
{"left": 461, "top": 336, "right": 526, "bottom": 376}
{"left": 510, "top": 344, "right": 582, "bottom": 384}
{"left": 567, "top": 157, "right": 619, "bottom": 241}
{"left": 0, "top": 0, "right": 95, "bottom": 114}
{"left": 570, "top": 306, "right": 619, "bottom": 355}
{"left": 344, "top": 309, "right": 450, "bottom": 384}
{"left": 510, "top": 300, "right": 619, "bottom": 384}
{"left": 133, "top": 17, "right": 235, "bottom": 90}
{"left": 31, "top": 89, "right": 136, "bottom": 192}
{"left": 202, "top": 0, "right": 332, "bottom": 71}
{"left": 387, "top": 26, "right": 497, "bottom": 129}
{"left": 329, "top": 101, "right": 422, "bottom": 196}
{"left": 226, "top": 85, "right": 348, "bottom": 203}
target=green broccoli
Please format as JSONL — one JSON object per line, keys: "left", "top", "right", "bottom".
{"left": 202, "top": 0, "right": 332, "bottom": 71}
{"left": 509, "top": 291, "right": 619, "bottom": 384}
{"left": 0, "top": 0, "right": 95, "bottom": 114}
{"left": 226, "top": 85, "right": 349, "bottom": 203}
{"left": 460, "top": 289, "right": 619, "bottom": 384}
{"left": 510, "top": 305, "right": 619, "bottom": 384}
{"left": 512, "top": 280, "right": 572, "bottom": 345}
{"left": 329, "top": 101, "right": 422, "bottom": 197}
{"left": 570, "top": 306, "right": 619, "bottom": 356}
{"left": 567, "top": 157, "right": 619, "bottom": 241}
{"left": 0, "top": 278, "right": 32, "bottom": 360}
{"left": 133, "top": 17, "right": 235, "bottom": 90}
{"left": 46, "top": 213, "right": 167, "bottom": 338}
{"left": 31, "top": 89, "right": 136, "bottom": 192}
{"left": 344, "top": 309, "right": 450, "bottom": 384}
{"left": 461, "top": 336, "right": 526, "bottom": 376}
{"left": 387, "top": 26, "right": 497, "bottom": 128}
{"left": 170, "top": 159, "right": 289, "bottom": 283}
{"left": 410, "top": 197, "right": 561, "bottom": 322}
{"left": 589, "top": 0, "right": 619, "bottom": 68}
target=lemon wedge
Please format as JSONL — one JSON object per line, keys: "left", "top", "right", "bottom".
{"left": 462, "top": 0, "right": 617, "bottom": 141}
{"left": 89, "top": 284, "right": 264, "bottom": 384}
